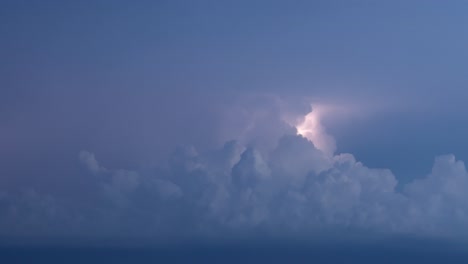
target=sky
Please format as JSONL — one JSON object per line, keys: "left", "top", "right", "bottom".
{"left": 3, "top": 0, "right": 468, "bottom": 261}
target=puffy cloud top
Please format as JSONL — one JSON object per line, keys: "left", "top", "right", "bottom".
{"left": 1, "top": 115, "right": 468, "bottom": 241}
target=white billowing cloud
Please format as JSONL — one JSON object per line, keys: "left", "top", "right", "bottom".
{"left": 101, "top": 169, "right": 140, "bottom": 208}
{"left": 300, "top": 153, "right": 404, "bottom": 230}
{"left": 270, "top": 135, "right": 333, "bottom": 182}
{"left": 79, "top": 151, "right": 107, "bottom": 174}
{"left": 4, "top": 103, "right": 468, "bottom": 239}
{"left": 217, "top": 95, "right": 297, "bottom": 154}
{"left": 79, "top": 151, "right": 183, "bottom": 209}
{"left": 232, "top": 147, "right": 271, "bottom": 188}
{"left": 79, "top": 151, "right": 143, "bottom": 207}
{"left": 403, "top": 155, "right": 468, "bottom": 235}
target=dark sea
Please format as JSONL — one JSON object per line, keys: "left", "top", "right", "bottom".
{"left": 1, "top": 239, "right": 468, "bottom": 264}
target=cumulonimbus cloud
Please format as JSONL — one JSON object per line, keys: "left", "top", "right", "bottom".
{"left": 1, "top": 100, "right": 468, "bottom": 240}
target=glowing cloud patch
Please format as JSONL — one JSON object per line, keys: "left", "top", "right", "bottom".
{"left": 295, "top": 105, "right": 336, "bottom": 156}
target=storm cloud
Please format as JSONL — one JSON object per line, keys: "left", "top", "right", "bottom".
{"left": 1, "top": 103, "right": 468, "bottom": 242}
{"left": 3, "top": 1, "right": 468, "bottom": 256}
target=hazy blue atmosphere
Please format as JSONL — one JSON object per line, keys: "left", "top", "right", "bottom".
{"left": 3, "top": 0, "right": 468, "bottom": 262}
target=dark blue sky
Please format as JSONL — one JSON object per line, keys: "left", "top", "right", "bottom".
{"left": 2, "top": 0, "right": 468, "bottom": 257}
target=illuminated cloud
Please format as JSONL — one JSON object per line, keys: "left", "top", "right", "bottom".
{"left": 67, "top": 111, "right": 468, "bottom": 238}
{"left": 1, "top": 100, "right": 468, "bottom": 240}
{"left": 295, "top": 104, "right": 337, "bottom": 156}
